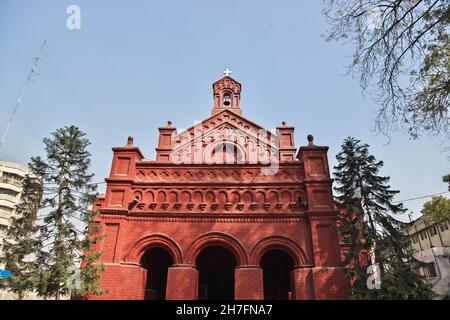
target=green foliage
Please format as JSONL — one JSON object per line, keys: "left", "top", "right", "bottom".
{"left": 0, "top": 174, "right": 42, "bottom": 299}
{"left": 0, "top": 126, "right": 104, "bottom": 300}
{"left": 70, "top": 209, "right": 105, "bottom": 297}
{"left": 334, "top": 137, "right": 434, "bottom": 299}
{"left": 421, "top": 195, "right": 450, "bottom": 223}
{"left": 443, "top": 174, "right": 450, "bottom": 190}
{"left": 444, "top": 174, "right": 450, "bottom": 183}
{"left": 30, "top": 125, "right": 104, "bottom": 300}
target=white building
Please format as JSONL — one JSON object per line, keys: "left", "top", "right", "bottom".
{"left": 0, "top": 160, "right": 29, "bottom": 253}
{"left": 414, "top": 247, "right": 450, "bottom": 299}
{"left": 0, "top": 160, "right": 40, "bottom": 300}
{"left": 404, "top": 214, "right": 450, "bottom": 299}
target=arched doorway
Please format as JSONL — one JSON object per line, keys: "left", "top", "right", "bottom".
{"left": 196, "top": 246, "right": 237, "bottom": 300}
{"left": 261, "top": 250, "right": 295, "bottom": 300}
{"left": 140, "top": 247, "right": 173, "bottom": 300}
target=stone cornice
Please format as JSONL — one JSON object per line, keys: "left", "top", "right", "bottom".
{"left": 98, "top": 211, "right": 307, "bottom": 223}
{"left": 135, "top": 162, "right": 304, "bottom": 168}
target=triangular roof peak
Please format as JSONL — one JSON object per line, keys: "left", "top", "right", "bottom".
{"left": 173, "top": 108, "right": 267, "bottom": 141}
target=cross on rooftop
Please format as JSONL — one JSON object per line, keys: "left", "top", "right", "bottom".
{"left": 223, "top": 68, "right": 232, "bottom": 77}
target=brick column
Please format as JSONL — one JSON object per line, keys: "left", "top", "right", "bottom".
{"left": 91, "top": 263, "right": 146, "bottom": 300}
{"left": 166, "top": 264, "right": 198, "bottom": 300}
{"left": 312, "top": 267, "right": 349, "bottom": 300}
{"left": 290, "top": 266, "right": 314, "bottom": 300}
{"left": 234, "top": 266, "right": 263, "bottom": 300}
{"left": 121, "top": 264, "right": 147, "bottom": 300}
{"left": 309, "top": 217, "right": 341, "bottom": 267}
{"left": 308, "top": 216, "right": 350, "bottom": 299}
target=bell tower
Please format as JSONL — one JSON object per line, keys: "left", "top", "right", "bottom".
{"left": 212, "top": 68, "right": 242, "bottom": 116}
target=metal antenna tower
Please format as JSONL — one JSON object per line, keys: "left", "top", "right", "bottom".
{"left": 0, "top": 39, "right": 48, "bottom": 149}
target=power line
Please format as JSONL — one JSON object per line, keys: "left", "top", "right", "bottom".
{"left": 394, "top": 191, "right": 450, "bottom": 203}
{"left": 0, "top": 39, "right": 48, "bottom": 149}
{"left": 89, "top": 181, "right": 106, "bottom": 186}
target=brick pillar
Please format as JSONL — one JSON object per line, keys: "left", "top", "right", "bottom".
{"left": 309, "top": 217, "right": 342, "bottom": 267}
{"left": 308, "top": 216, "right": 350, "bottom": 300}
{"left": 290, "top": 267, "right": 314, "bottom": 300}
{"left": 166, "top": 264, "right": 198, "bottom": 300}
{"left": 234, "top": 266, "right": 263, "bottom": 300}
{"left": 312, "top": 267, "right": 349, "bottom": 300}
{"left": 91, "top": 263, "right": 146, "bottom": 300}
{"left": 121, "top": 264, "right": 147, "bottom": 300}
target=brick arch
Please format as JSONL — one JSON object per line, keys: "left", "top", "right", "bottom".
{"left": 250, "top": 236, "right": 307, "bottom": 266}
{"left": 132, "top": 190, "right": 143, "bottom": 201}
{"left": 145, "top": 190, "right": 155, "bottom": 202}
{"left": 168, "top": 190, "right": 178, "bottom": 202}
{"left": 185, "top": 232, "right": 248, "bottom": 266}
{"left": 124, "top": 234, "right": 183, "bottom": 265}
{"left": 255, "top": 190, "right": 266, "bottom": 203}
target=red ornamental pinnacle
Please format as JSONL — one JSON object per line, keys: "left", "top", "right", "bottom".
{"left": 127, "top": 136, "right": 134, "bottom": 146}
{"left": 83, "top": 71, "right": 350, "bottom": 300}
{"left": 307, "top": 134, "right": 314, "bottom": 145}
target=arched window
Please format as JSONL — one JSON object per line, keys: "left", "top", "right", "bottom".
{"left": 210, "top": 143, "right": 243, "bottom": 164}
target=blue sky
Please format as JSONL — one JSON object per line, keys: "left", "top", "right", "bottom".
{"left": 0, "top": 0, "right": 448, "bottom": 219}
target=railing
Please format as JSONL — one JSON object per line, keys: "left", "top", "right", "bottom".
{"left": 0, "top": 176, "right": 23, "bottom": 188}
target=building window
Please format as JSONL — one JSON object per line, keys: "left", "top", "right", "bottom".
{"left": 419, "top": 230, "right": 428, "bottom": 240}
{"left": 422, "top": 262, "right": 437, "bottom": 278}
{"left": 0, "top": 188, "right": 18, "bottom": 197}
{"left": 0, "top": 172, "right": 24, "bottom": 187}
{"left": 2, "top": 171, "right": 23, "bottom": 181}
{"left": 429, "top": 226, "right": 437, "bottom": 236}
{"left": 411, "top": 234, "right": 419, "bottom": 244}
{"left": 210, "top": 143, "right": 243, "bottom": 164}
{"left": 440, "top": 221, "right": 448, "bottom": 232}
{"left": 0, "top": 205, "right": 13, "bottom": 214}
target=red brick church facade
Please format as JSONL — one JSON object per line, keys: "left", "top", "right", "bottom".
{"left": 88, "top": 74, "right": 350, "bottom": 300}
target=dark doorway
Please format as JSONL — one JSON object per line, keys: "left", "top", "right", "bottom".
{"left": 261, "top": 250, "right": 294, "bottom": 300}
{"left": 196, "top": 246, "right": 237, "bottom": 300}
{"left": 141, "top": 247, "right": 173, "bottom": 300}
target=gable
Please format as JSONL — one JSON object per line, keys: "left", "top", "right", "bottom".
{"left": 171, "top": 110, "right": 279, "bottom": 165}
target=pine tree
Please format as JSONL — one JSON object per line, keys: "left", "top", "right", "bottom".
{"left": 334, "top": 137, "right": 434, "bottom": 299}
{"left": 70, "top": 203, "right": 105, "bottom": 297}
{"left": 31, "top": 125, "right": 103, "bottom": 300}
{"left": 0, "top": 174, "right": 42, "bottom": 299}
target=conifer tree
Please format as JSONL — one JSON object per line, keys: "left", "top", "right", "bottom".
{"left": 0, "top": 174, "right": 42, "bottom": 299}
{"left": 334, "top": 137, "right": 434, "bottom": 299}
{"left": 31, "top": 125, "right": 103, "bottom": 300}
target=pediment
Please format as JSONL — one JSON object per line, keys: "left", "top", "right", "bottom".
{"left": 171, "top": 110, "right": 279, "bottom": 164}
{"left": 174, "top": 109, "right": 272, "bottom": 141}
{"left": 173, "top": 110, "right": 278, "bottom": 149}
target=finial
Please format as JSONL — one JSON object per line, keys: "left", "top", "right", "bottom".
{"left": 167, "top": 121, "right": 172, "bottom": 127}
{"left": 307, "top": 134, "right": 314, "bottom": 145}
{"left": 223, "top": 68, "right": 232, "bottom": 77}
{"left": 127, "top": 136, "right": 134, "bottom": 146}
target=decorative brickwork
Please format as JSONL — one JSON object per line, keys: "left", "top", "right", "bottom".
{"left": 85, "top": 75, "right": 350, "bottom": 300}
